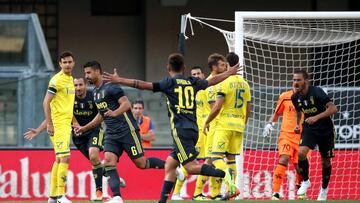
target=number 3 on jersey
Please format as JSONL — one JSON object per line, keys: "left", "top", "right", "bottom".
{"left": 174, "top": 86, "right": 194, "bottom": 113}
{"left": 235, "top": 89, "right": 245, "bottom": 108}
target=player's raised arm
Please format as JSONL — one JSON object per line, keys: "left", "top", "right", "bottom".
{"left": 207, "top": 63, "right": 240, "bottom": 86}
{"left": 103, "top": 69, "right": 153, "bottom": 90}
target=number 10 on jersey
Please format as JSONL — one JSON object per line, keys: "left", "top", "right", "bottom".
{"left": 174, "top": 86, "right": 194, "bottom": 113}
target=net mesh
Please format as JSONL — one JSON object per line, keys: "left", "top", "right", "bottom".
{"left": 242, "top": 18, "right": 360, "bottom": 200}
{"left": 183, "top": 13, "right": 360, "bottom": 200}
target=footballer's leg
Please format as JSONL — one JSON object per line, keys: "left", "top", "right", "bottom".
{"left": 272, "top": 135, "right": 293, "bottom": 200}
{"left": 317, "top": 130, "right": 335, "bottom": 201}
{"left": 124, "top": 130, "right": 164, "bottom": 169}
{"left": 158, "top": 155, "right": 178, "bottom": 203}
{"left": 53, "top": 124, "right": 72, "bottom": 203}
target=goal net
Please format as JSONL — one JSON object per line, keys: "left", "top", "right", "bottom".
{"left": 182, "top": 12, "right": 360, "bottom": 200}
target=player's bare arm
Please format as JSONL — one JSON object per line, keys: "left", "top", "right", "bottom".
{"left": 207, "top": 64, "right": 240, "bottom": 86}
{"left": 104, "top": 96, "right": 132, "bottom": 118}
{"left": 305, "top": 101, "right": 338, "bottom": 125}
{"left": 203, "top": 97, "right": 224, "bottom": 134}
{"left": 294, "top": 110, "right": 302, "bottom": 134}
{"left": 24, "top": 119, "right": 47, "bottom": 140}
{"left": 74, "top": 113, "right": 104, "bottom": 135}
{"left": 43, "top": 92, "right": 55, "bottom": 135}
{"left": 103, "top": 69, "right": 154, "bottom": 90}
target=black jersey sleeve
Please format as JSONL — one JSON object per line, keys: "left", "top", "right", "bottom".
{"left": 192, "top": 77, "right": 208, "bottom": 92}
{"left": 153, "top": 77, "right": 170, "bottom": 93}
{"left": 315, "top": 87, "right": 331, "bottom": 106}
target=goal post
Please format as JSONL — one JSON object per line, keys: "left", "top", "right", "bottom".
{"left": 234, "top": 11, "right": 360, "bottom": 200}
{"left": 179, "top": 12, "right": 360, "bottom": 200}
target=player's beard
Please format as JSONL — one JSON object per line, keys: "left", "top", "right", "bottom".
{"left": 294, "top": 83, "right": 304, "bottom": 93}
{"left": 86, "top": 77, "right": 94, "bottom": 84}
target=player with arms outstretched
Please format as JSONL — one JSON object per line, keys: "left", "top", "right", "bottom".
{"left": 103, "top": 53, "right": 241, "bottom": 203}
{"left": 291, "top": 69, "right": 337, "bottom": 200}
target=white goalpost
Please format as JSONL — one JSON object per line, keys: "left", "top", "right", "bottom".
{"left": 182, "top": 12, "right": 360, "bottom": 200}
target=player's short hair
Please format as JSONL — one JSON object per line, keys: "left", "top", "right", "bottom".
{"left": 59, "top": 51, "right": 75, "bottom": 62}
{"left": 74, "top": 77, "right": 86, "bottom": 84}
{"left": 83, "top": 61, "right": 102, "bottom": 73}
{"left": 168, "top": 53, "right": 184, "bottom": 72}
{"left": 208, "top": 53, "right": 226, "bottom": 71}
{"left": 226, "top": 52, "right": 239, "bottom": 67}
{"left": 190, "top": 66, "right": 203, "bottom": 73}
{"left": 132, "top": 99, "right": 144, "bottom": 108}
{"left": 294, "top": 69, "right": 309, "bottom": 80}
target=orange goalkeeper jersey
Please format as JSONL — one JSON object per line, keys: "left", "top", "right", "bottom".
{"left": 274, "top": 90, "right": 303, "bottom": 134}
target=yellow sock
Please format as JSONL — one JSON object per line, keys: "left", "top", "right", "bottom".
{"left": 173, "top": 179, "right": 185, "bottom": 195}
{"left": 50, "top": 161, "right": 59, "bottom": 197}
{"left": 209, "top": 176, "right": 222, "bottom": 198}
{"left": 226, "top": 160, "right": 237, "bottom": 183}
{"left": 193, "top": 175, "right": 208, "bottom": 196}
{"left": 57, "top": 162, "right": 69, "bottom": 195}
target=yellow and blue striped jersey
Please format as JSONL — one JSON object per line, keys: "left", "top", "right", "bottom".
{"left": 216, "top": 75, "right": 251, "bottom": 132}
{"left": 47, "top": 70, "right": 75, "bottom": 124}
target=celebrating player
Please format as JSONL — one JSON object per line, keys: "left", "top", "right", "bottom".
{"left": 291, "top": 69, "right": 338, "bottom": 200}
{"left": 102, "top": 53, "right": 241, "bottom": 203}
{"left": 74, "top": 61, "right": 165, "bottom": 203}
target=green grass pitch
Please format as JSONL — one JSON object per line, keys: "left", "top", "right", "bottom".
{"left": 6, "top": 201, "right": 360, "bottom": 203}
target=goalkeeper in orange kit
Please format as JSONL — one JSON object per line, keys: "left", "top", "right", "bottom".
{"left": 263, "top": 89, "right": 303, "bottom": 200}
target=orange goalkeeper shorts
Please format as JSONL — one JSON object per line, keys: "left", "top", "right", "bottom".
{"left": 278, "top": 132, "right": 301, "bottom": 164}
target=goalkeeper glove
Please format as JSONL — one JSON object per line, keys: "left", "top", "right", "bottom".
{"left": 262, "top": 123, "right": 274, "bottom": 138}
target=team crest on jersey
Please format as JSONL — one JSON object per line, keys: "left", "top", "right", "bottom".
{"left": 297, "top": 99, "right": 302, "bottom": 107}
{"left": 88, "top": 101, "right": 94, "bottom": 109}
{"left": 79, "top": 103, "right": 85, "bottom": 109}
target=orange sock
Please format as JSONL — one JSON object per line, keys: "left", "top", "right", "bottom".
{"left": 272, "top": 164, "right": 287, "bottom": 193}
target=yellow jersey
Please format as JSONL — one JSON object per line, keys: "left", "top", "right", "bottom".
{"left": 195, "top": 89, "right": 207, "bottom": 130}
{"left": 204, "top": 75, "right": 219, "bottom": 127}
{"left": 47, "top": 70, "right": 75, "bottom": 125}
{"left": 216, "top": 75, "right": 251, "bottom": 132}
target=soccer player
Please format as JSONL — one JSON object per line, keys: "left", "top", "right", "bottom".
{"left": 132, "top": 99, "right": 156, "bottom": 147}
{"left": 262, "top": 87, "right": 303, "bottom": 200}
{"left": 171, "top": 66, "right": 209, "bottom": 201}
{"left": 74, "top": 61, "right": 165, "bottom": 203}
{"left": 203, "top": 52, "right": 251, "bottom": 200}
{"left": 102, "top": 53, "right": 241, "bottom": 203}
{"left": 44, "top": 51, "right": 75, "bottom": 203}
{"left": 291, "top": 69, "right": 338, "bottom": 200}
{"left": 25, "top": 77, "right": 126, "bottom": 201}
